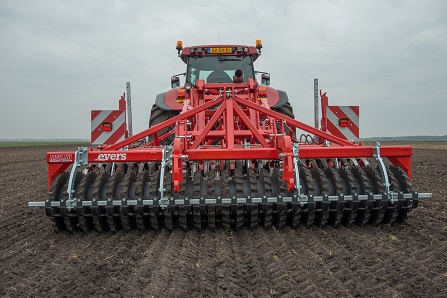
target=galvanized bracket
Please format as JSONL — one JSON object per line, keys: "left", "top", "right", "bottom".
{"left": 334, "top": 158, "right": 340, "bottom": 169}
{"left": 244, "top": 141, "right": 251, "bottom": 169}
{"left": 373, "top": 142, "right": 393, "bottom": 201}
{"left": 159, "top": 146, "right": 172, "bottom": 209}
{"left": 292, "top": 143, "right": 301, "bottom": 197}
{"left": 66, "top": 147, "right": 88, "bottom": 209}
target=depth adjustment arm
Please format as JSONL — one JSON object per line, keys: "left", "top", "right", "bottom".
{"left": 159, "top": 146, "right": 172, "bottom": 209}
{"left": 373, "top": 142, "right": 394, "bottom": 202}
{"left": 292, "top": 143, "right": 301, "bottom": 197}
{"left": 66, "top": 147, "right": 88, "bottom": 209}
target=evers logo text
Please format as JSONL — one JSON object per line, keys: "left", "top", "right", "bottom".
{"left": 97, "top": 153, "right": 127, "bottom": 161}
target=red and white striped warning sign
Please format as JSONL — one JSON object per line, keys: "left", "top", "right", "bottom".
{"left": 91, "top": 110, "right": 126, "bottom": 145}
{"left": 326, "top": 105, "right": 360, "bottom": 141}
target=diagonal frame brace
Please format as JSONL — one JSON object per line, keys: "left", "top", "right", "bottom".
{"left": 232, "top": 100, "right": 269, "bottom": 148}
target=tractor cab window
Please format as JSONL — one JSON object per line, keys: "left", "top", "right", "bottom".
{"left": 186, "top": 55, "right": 254, "bottom": 85}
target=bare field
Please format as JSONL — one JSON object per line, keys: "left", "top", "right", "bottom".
{"left": 379, "top": 142, "right": 447, "bottom": 150}
{"left": 0, "top": 144, "right": 446, "bottom": 297}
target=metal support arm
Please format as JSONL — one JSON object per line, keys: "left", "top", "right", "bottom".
{"left": 66, "top": 147, "right": 88, "bottom": 209}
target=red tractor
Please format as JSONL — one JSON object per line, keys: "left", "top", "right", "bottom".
{"left": 149, "top": 41, "right": 294, "bottom": 144}
{"left": 29, "top": 40, "right": 431, "bottom": 232}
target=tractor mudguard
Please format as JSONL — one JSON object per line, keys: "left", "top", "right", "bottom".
{"left": 155, "top": 92, "right": 172, "bottom": 111}
{"left": 271, "top": 88, "right": 289, "bottom": 108}
{"left": 155, "top": 88, "right": 184, "bottom": 111}
{"left": 156, "top": 85, "right": 289, "bottom": 111}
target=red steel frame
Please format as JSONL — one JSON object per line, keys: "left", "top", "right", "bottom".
{"left": 46, "top": 79, "right": 412, "bottom": 192}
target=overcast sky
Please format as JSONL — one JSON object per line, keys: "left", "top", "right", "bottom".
{"left": 1, "top": 0, "right": 446, "bottom": 139}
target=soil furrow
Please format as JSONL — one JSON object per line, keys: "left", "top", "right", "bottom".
{"left": 0, "top": 144, "right": 446, "bottom": 297}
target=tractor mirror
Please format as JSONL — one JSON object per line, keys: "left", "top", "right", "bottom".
{"left": 171, "top": 76, "right": 180, "bottom": 88}
{"left": 261, "top": 73, "right": 270, "bottom": 86}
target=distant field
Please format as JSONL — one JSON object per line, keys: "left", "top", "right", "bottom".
{"left": 376, "top": 141, "right": 447, "bottom": 150}
{"left": 0, "top": 142, "right": 90, "bottom": 147}
{"left": 358, "top": 141, "right": 447, "bottom": 150}
{"left": 2, "top": 141, "right": 446, "bottom": 149}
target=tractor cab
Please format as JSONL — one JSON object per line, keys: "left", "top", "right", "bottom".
{"left": 186, "top": 54, "right": 255, "bottom": 84}
{"left": 173, "top": 41, "right": 262, "bottom": 87}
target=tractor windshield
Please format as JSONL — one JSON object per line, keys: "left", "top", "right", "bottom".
{"left": 186, "top": 55, "right": 255, "bottom": 85}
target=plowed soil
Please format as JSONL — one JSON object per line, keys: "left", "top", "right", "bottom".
{"left": 1, "top": 144, "right": 446, "bottom": 297}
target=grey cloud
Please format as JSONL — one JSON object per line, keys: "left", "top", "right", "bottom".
{"left": 0, "top": 0, "right": 445, "bottom": 139}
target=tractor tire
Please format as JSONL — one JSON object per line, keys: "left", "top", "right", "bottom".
{"left": 272, "top": 101, "right": 295, "bottom": 119}
{"left": 148, "top": 104, "right": 180, "bottom": 145}
{"left": 272, "top": 101, "right": 295, "bottom": 138}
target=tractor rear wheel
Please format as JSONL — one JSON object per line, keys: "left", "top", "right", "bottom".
{"left": 148, "top": 104, "right": 180, "bottom": 145}
{"left": 272, "top": 101, "right": 295, "bottom": 138}
{"left": 272, "top": 101, "right": 295, "bottom": 119}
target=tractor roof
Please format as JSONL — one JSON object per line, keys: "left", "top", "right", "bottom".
{"left": 179, "top": 44, "right": 260, "bottom": 63}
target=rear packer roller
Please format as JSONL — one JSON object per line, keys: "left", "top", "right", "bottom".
{"left": 42, "top": 156, "right": 420, "bottom": 233}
